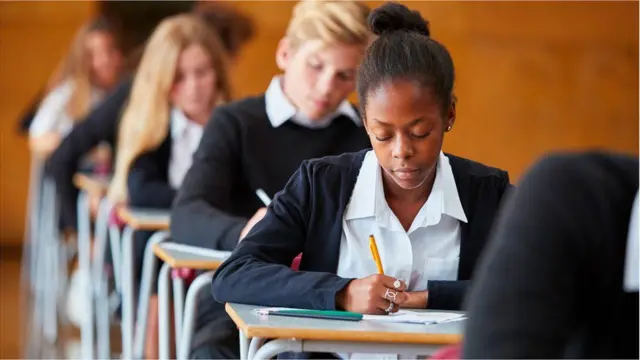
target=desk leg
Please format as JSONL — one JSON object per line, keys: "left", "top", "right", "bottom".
{"left": 158, "top": 263, "right": 172, "bottom": 360}
{"left": 239, "top": 330, "right": 249, "bottom": 360}
{"left": 133, "top": 231, "right": 169, "bottom": 359}
{"left": 248, "top": 337, "right": 265, "bottom": 360}
{"left": 252, "top": 339, "right": 302, "bottom": 360}
{"left": 121, "top": 226, "right": 135, "bottom": 360}
{"left": 108, "top": 225, "right": 122, "bottom": 293}
{"left": 177, "top": 272, "right": 213, "bottom": 360}
{"left": 171, "top": 274, "right": 185, "bottom": 357}
{"left": 77, "top": 191, "right": 94, "bottom": 359}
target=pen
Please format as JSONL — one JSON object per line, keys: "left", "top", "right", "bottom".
{"left": 369, "top": 234, "right": 384, "bottom": 274}
{"left": 256, "top": 188, "right": 272, "bottom": 206}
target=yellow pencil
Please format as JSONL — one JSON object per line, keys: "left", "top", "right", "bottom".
{"left": 369, "top": 234, "right": 384, "bottom": 274}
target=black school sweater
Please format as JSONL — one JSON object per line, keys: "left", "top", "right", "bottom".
{"left": 170, "top": 95, "right": 371, "bottom": 252}
{"left": 462, "top": 152, "right": 639, "bottom": 359}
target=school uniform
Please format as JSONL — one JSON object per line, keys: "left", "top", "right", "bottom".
{"left": 30, "top": 80, "right": 106, "bottom": 138}
{"left": 45, "top": 77, "right": 133, "bottom": 230}
{"left": 128, "top": 108, "right": 203, "bottom": 288}
{"left": 462, "top": 152, "right": 639, "bottom": 359}
{"left": 211, "top": 149, "right": 512, "bottom": 359}
{"left": 170, "top": 76, "right": 371, "bottom": 358}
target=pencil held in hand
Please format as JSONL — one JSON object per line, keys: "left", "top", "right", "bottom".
{"left": 369, "top": 234, "right": 384, "bottom": 274}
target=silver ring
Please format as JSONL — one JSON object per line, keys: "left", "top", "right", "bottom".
{"left": 393, "top": 279, "right": 401, "bottom": 289}
{"left": 384, "top": 289, "right": 397, "bottom": 302}
{"left": 385, "top": 301, "right": 394, "bottom": 313}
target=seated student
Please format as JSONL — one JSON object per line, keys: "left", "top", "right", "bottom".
{"left": 462, "top": 152, "right": 639, "bottom": 359}
{"left": 170, "top": 0, "right": 372, "bottom": 357}
{"left": 211, "top": 2, "right": 511, "bottom": 358}
{"left": 104, "top": 14, "right": 232, "bottom": 358}
{"left": 44, "top": 4, "right": 255, "bottom": 232}
{"left": 29, "top": 17, "right": 123, "bottom": 158}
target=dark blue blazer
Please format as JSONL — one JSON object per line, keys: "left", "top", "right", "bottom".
{"left": 211, "top": 149, "right": 513, "bottom": 311}
{"left": 127, "top": 130, "right": 175, "bottom": 209}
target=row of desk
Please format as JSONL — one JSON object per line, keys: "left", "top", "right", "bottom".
{"left": 72, "top": 173, "right": 464, "bottom": 360}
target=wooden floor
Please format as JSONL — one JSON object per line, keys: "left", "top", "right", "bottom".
{"left": 0, "top": 246, "right": 102, "bottom": 360}
{"left": 0, "top": 247, "right": 25, "bottom": 359}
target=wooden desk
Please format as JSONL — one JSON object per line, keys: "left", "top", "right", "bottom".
{"left": 118, "top": 207, "right": 170, "bottom": 231}
{"left": 154, "top": 243, "right": 232, "bottom": 360}
{"left": 153, "top": 242, "right": 231, "bottom": 270}
{"left": 226, "top": 303, "right": 464, "bottom": 360}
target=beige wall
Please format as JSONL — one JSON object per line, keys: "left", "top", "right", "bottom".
{"left": 1, "top": 1, "right": 638, "bottom": 243}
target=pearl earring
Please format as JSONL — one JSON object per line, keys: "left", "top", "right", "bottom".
{"left": 447, "top": 125, "right": 452, "bottom": 131}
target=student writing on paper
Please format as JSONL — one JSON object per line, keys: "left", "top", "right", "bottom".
{"left": 104, "top": 15, "right": 232, "bottom": 358}
{"left": 213, "top": 0, "right": 511, "bottom": 349}
{"left": 170, "top": 1, "right": 372, "bottom": 358}
{"left": 463, "top": 152, "right": 639, "bottom": 359}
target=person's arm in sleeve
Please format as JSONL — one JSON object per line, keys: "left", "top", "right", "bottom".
{"left": 170, "top": 106, "right": 248, "bottom": 251}
{"left": 45, "top": 77, "right": 132, "bottom": 230}
{"left": 211, "top": 162, "right": 353, "bottom": 310}
{"left": 426, "top": 171, "right": 513, "bottom": 310}
{"left": 29, "top": 83, "right": 72, "bottom": 156}
{"left": 127, "top": 151, "right": 175, "bottom": 209}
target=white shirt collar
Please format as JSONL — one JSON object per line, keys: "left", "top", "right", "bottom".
{"left": 345, "top": 151, "right": 468, "bottom": 228}
{"left": 264, "top": 76, "right": 361, "bottom": 129}
{"left": 170, "top": 107, "right": 201, "bottom": 139}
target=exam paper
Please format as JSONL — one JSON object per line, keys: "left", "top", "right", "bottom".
{"left": 362, "top": 310, "right": 465, "bottom": 324}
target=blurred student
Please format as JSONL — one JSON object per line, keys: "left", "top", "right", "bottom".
{"left": 29, "top": 17, "right": 123, "bottom": 158}
{"left": 170, "top": 1, "right": 372, "bottom": 357}
{"left": 211, "top": 3, "right": 512, "bottom": 358}
{"left": 44, "top": 4, "right": 255, "bottom": 232}
{"left": 103, "top": 14, "right": 231, "bottom": 358}
{"left": 463, "top": 152, "right": 639, "bottom": 359}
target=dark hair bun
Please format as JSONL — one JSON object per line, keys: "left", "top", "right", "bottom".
{"left": 369, "top": 2, "right": 430, "bottom": 37}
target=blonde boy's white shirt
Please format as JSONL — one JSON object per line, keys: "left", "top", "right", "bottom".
{"left": 29, "top": 80, "right": 105, "bottom": 137}
{"left": 264, "top": 76, "right": 360, "bottom": 129}
{"left": 168, "top": 107, "right": 204, "bottom": 189}
{"left": 337, "top": 150, "right": 467, "bottom": 360}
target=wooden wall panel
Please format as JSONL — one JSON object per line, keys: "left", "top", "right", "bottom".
{"left": 0, "top": 2, "right": 96, "bottom": 244}
{"left": 1, "top": 1, "right": 637, "bottom": 243}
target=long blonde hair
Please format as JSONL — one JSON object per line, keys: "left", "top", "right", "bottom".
{"left": 108, "top": 14, "right": 232, "bottom": 203}
{"left": 48, "top": 17, "right": 121, "bottom": 122}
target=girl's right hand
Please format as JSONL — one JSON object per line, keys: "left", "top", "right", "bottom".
{"left": 336, "top": 274, "right": 408, "bottom": 314}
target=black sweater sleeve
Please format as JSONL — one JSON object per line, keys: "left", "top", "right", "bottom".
{"left": 170, "top": 106, "right": 248, "bottom": 251}
{"left": 462, "top": 153, "right": 639, "bottom": 358}
{"left": 45, "top": 78, "right": 132, "bottom": 229}
{"left": 211, "top": 161, "right": 353, "bottom": 310}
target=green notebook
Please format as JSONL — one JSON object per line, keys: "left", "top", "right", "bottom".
{"left": 256, "top": 308, "right": 363, "bottom": 321}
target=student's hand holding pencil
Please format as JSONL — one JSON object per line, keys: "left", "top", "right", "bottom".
{"left": 335, "top": 275, "right": 408, "bottom": 315}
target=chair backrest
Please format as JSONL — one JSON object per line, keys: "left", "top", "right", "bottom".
{"left": 291, "top": 253, "right": 302, "bottom": 271}
{"left": 108, "top": 207, "right": 126, "bottom": 229}
{"left": 430, "top": 344, "right": 461, "bottom": 360}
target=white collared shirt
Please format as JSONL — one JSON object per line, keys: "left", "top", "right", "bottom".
{"left": 336, "top": 151, "right": 467, "bottom": 360}
{"left": 29, "top": 80, "right": 105, "bottom": 137}
{"left": 168, "top": 107, "right": 204, "bottom": 189}
{"left": 264, "top": 76, "right": 360, "bottom": 129}
{"left": 624, "top": 191, "right": 639, "bottom": 293}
